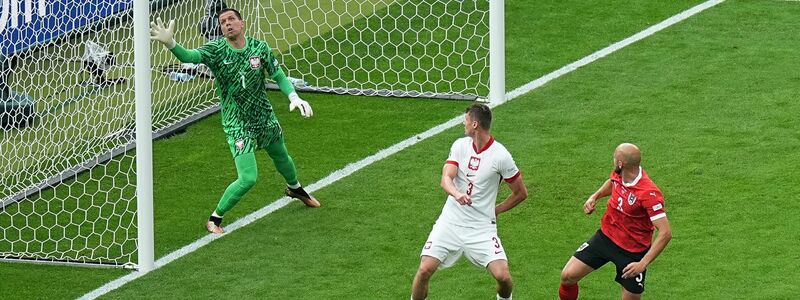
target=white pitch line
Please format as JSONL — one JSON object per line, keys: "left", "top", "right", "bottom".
{"left": 503, "top": 0, "right": 725, "bottom": 104}
{"left": 78, "top": 1, "right": 724, "bottom": 298}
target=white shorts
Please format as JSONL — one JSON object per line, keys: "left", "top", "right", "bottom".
{"left": 419, "top": 221, "right": 507, "bottom": 269}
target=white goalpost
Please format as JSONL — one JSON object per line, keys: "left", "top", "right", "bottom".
{"left": 133, "top": 0, "right": 154, "bottom": 273}
{"left": 0, "top": 0, "right": 504, "bottom": 270}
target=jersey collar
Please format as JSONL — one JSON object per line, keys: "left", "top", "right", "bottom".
{"left": 472, "top": 136, "right": 494, "bottom": 154}
{"left": 622, "top": 166, "right": 643, "bottom": 187}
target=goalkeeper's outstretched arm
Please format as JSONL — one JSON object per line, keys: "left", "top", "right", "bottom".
{"left": 149, "top": 18, "right": 203, "bottom": 64}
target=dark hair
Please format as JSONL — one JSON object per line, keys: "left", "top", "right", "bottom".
{"left": 218, "top": 8, "right": 243, "bottom": 20}
{"left": 465, "top": 103, "right": 492, "bottom": 130}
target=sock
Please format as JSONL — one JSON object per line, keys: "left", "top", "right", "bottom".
{"left": 288, "top": 182, "right": 301, "bottom": 189}
{"left": 215, "top": 153, "right": 258, "bottom": 216}
{"left": 559, "top": 283, "right": 578, "bottom": 300}
{"left": 497, "top": 293, "right": 512, "bottom": 300}
{"left": 265, "top": 136, "right": 299, "bottom": 186}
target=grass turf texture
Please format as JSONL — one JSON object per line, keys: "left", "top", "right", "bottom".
{"left": 2, "top": 0, "right": 799, "bottom": 299}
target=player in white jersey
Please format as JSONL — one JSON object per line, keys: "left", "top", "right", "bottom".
{"left": 411, "top": 104, "right": 529, "bottom": 300}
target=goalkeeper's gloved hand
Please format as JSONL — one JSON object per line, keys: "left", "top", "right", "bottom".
{"left": 288, "top": 92, "right": 313, "bottom": 118}
{"left": 149, "top": 17, "right": 176, "bottom": 49}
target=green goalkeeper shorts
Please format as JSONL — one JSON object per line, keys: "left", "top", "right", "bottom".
{"left": 226, "top": 125, "right": 283, "bottom": 158}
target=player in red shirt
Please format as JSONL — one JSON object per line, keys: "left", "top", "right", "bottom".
{"left": 558, "top": 143, "right": 672, "bottom": 300}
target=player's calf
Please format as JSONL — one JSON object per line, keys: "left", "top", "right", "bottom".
{"left": 487, "top": 260, "right": 513, "bottom": 299}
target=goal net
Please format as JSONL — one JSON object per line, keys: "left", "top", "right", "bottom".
{"left": 0, "top": 0, "right": 492, "bottom": 268}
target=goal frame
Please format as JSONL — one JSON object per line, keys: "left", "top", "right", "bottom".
{"left": 0, "top": 0, "right": 504, "bottom": 272}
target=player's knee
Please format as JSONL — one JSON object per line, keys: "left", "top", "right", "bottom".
{"left": 269, "top": 152, "right": 284, "bottom": 162}
{"left": 495, "top": 273, "right": 514, "bottom": 288}
{"left": 495, "top": 271, "right": 512, "bottom": 286}
{"left": 237, "top": 173, "right": 257, "bottom": 188}
{"left": 416, "top": 264, "right": 436, "bottom": 280}
{"left": 267, "top": 148, "right": 289, "bottom": 160}
{"left": 561, "top": 269, "right": 579, "bottom": 284}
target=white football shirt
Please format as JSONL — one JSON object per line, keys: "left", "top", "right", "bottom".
{"left": 436, "top": 136, "right": 520, "bottom": 228}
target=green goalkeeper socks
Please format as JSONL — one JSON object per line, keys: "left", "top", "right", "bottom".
{"left": 214, "top": 153, "right": 258, "bottom": 216}
{"left": 214, "top": 137, "right": 301, "bottom": 217}
{"left": 266, "top": 136, "right": 299, "bottom": 186}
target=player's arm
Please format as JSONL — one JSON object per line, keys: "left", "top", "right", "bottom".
{"left": 168, "top": 44, "right": 203, "bottom": 63}
{"left": 266, "top": 53, "right": 313, "bottom": 118}
{"left": 149, "top": 18, "right": 203, "bottom": 63}
{"left": 270, "top": 67, "right": 296, "bottom": 96}
{"left": 584, "top": 178, "right": 612, "bottom": 214}
{"left": 441, "top": 163, "right": 471, "bottom": 205}
{"left": 495, "top": 175, "right": 528, "bottom": 216}
{"left": 621, "top": 216, "right": 672, "bottom": 278}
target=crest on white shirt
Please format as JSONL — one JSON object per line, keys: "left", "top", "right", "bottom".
{"left": 468, "top": 156, "right": 481, "bottom": 171}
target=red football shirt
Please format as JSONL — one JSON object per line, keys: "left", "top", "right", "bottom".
{"left": 600, "top": 167, "right": 666, "bottom": 253}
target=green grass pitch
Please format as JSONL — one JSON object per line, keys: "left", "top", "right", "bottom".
{"left": 2, "top": 0, "right": 799, "bottom": 299}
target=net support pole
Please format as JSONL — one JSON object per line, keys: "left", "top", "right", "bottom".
{"left": 133, "top": 0, "right": 155, "bottom": 273}
{"left": 489, "top": 0, "right": 505, "bottom": 103}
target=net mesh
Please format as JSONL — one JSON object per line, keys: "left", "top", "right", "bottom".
{"left": 0, "top": 0, "right": 489, "bottom": 267}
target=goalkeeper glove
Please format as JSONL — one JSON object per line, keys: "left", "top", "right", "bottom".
{"left": 288, "top": 92, "right": 313, "bottom": 118}
{"left": 149, "top": 18, "right": 177, "bottom": 49}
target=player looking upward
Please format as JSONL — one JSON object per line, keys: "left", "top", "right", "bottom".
{"left": 149, "top": 8, "right": 320, "bottom": 234}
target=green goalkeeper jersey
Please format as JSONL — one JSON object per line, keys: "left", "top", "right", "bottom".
{"left": 170, "top": 37, "right": 296, "bottom": 135}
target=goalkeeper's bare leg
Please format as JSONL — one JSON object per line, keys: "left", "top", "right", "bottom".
{"left": 266, "top": 136, "right": 320, "bottom": 208}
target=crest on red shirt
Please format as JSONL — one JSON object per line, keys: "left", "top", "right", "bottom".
{"left": 468, "top": 156, "right": 481, "bottom": 171}
{"left": 249, "top": 56, "right": 261, "bottom": 69}
{"left": 627, "top": 193, "right": 637, "bottom": 205}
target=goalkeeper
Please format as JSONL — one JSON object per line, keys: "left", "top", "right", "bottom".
{"left": 150, "top": 8, "right": 320, "bottom": 234}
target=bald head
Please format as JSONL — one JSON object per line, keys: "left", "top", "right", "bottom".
{"left": 614, "top": 143, "right": 641, "bottom": 170}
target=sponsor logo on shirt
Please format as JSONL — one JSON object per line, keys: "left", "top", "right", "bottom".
{"left": 652, "top": 203, "right": 663, "bottom": 211}
{"left": 249, "top": 56, "right": 261, "bottom": 69}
